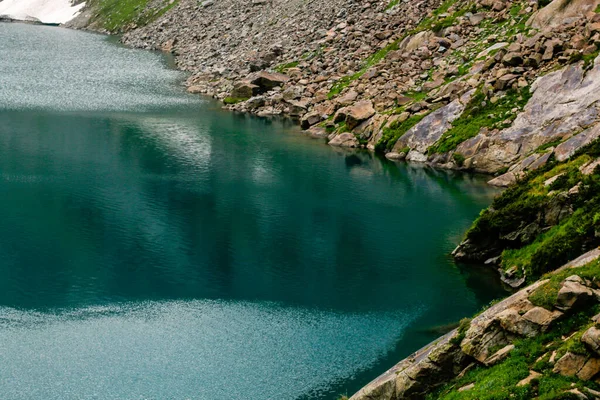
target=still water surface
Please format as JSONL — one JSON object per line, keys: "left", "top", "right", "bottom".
{"left": 0, "top": 23, "right": 504, "bottom": 399}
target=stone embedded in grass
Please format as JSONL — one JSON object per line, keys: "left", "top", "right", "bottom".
{"left": 582, "top": 326, "right": 600, "bottom": 355}
{"left": 553, "top": 351, "right": 587, "bottom": 377}
{"left": 556, "top": 275, "right": 595, "bottom": 311}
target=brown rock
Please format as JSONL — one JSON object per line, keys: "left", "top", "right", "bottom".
{"left": 553, "top": 352, "right": 587, "bottom": 377}
{"left": 583, "top": 326, "right": 600, "bottom": 355}
{"left": 231, "top": 82, "right": 260, "bottom": 99}
{"left": 344, "top": 100, "right": 375, "bottom": 130}
{"left": 577, "top": 357, "right": 600, "bottom": 380}
{"left": 250, "top": 71, "right": 290, "bottom": 92}
{"left": 328, "top": 132, "right": 359, "bottom": 148}
{"left": 300, "top": 111, "right": 323, "bottom": 129}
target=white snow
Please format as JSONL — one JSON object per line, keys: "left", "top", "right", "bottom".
{"left": 0, "top": 0, "right": 85, "bottom": 24}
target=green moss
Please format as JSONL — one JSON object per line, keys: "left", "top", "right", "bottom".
{"left": 428, "top": 87, "right": 532, "bottom": 155}
{"left": 88, "top": 0, "right": 178, "bottom": 33}
{"left": 453, "top": 152, "right": 466, "bottom": 166}
{"left": 461, "top": 141, "right": 600, "bottom": 280}
{"left": 536, "top": 139, "right": 563, "bottom": 154}
{"left": 375, "top": 113, "right": 428, "bottom": 152}
{"left": 274, "top": 61, "right": 299, "bottom": 73}
{"left": 223, "top": 97, "right": 248, "bottom": 105}
{"left": 582, "top": 48, "right": 600, "bottom": 70}
{"left": 450, "top": 318, "right": 472, "bottom": 345}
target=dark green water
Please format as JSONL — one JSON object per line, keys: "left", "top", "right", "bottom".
{"left": 0, "top": 23, "right": 505, "bottom": 399}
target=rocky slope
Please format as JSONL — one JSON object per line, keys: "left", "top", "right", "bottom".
{"left": 77, "top": 0, "right": 600, "bottom": 184}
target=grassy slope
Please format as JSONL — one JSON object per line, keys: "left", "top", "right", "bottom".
{"left": 87, "top": 0, "right": 178, "bottom": 33}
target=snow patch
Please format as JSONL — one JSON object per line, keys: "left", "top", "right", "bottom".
{"left": 0, "top": 0, "right": 85, "bottom": 24}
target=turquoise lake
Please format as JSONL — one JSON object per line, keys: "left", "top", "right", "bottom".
{"left": 0, "top": 22, "right": 505, "bottom": 399}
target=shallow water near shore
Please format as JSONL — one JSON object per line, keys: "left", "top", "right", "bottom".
{"left": 0, "top": 22, "right": 505, "bottom": 399}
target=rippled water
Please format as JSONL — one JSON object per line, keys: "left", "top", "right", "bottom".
{"left": 0, "top": 23, "right": 504, "bottom": 399}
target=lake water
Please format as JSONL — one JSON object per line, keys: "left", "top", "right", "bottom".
{"left": 0, "top": 22, "right": 504, "bottom": 399}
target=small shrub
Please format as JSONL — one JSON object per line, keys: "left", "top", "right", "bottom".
{"left": 452, "top": 152, "right": 466, "bottom": 167}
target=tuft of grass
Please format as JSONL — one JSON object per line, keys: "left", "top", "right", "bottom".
{"left": 274, "top": 61, "right": 299, "bottom": 73}
{"left": 375, "top": 113, "right": 428, "bottom": 152}
{"left": 223, "top": 97, "right": 248, "bottom": 105}
{"left": 453, "top": 152, "right": 466, "bottom": 166}
{"left": 428, "top": 86, "right": 532, "bottom": 155}
{"left": 88, "top": 0, "right": 178, "bottom": 33}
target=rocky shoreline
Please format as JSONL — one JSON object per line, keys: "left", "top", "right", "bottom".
{"left": 82, "top": 0, "right": 600, "bottom": 185}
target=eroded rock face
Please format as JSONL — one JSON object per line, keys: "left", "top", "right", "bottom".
{"left": 467, "top": 59, "right": 600, "bottom": 173}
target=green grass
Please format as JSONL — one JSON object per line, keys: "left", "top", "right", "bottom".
{"left": 223, "top": 97, "right": 248, "bottom": 105}
{"left": 453, "top": 152, "right": 466, "bottom": 166}
{"left": 88, "top": 0, "right": 178, "bottom": 33}
{"left": 536, "top": 139, "right": 564, "bottom": 153}
{"left": 274, "top": 61, "right": 299, "bottom": 73}
{"left": 462, "top": 139, "right": 600, "bottom": 280}
{"left": 375, "top": 113, "right": 428, "bottom": 152}
{"left": 428, "top": 87, "right": 532, "bottom": 155}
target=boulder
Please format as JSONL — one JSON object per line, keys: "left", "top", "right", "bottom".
{"left": 344, "top": 100, "right": 375, "bottom": 130}
{"left": 556, "top": 275, "right": 594, "bottom": 311}
{"left": 250, "top": 71, "right": 290, "bottom": 93}
{"left": 484, "top": 344, "right": 514, "bottom": 366}
{"left": 522, "top": 307, "right": 563, "bottom": 331}
{"left": 577, "top": 357, "right": 600, "bottom": 380}
{"left": 328, "top": 132, "right": 359, "bottom": 148}
{"left": 300, "top": 111, "right": 323, "bottom": 129}
{"left": 517, "top": 370, "right": 541, "bottom": 386}
{"left": 496, "top": 308, "right": 539, "bottom": 338}
{"left": 231, "top": 82, "right": 260, "bottom": 99}
{"left": 528, "top": 0, "right": 600, "bottom": 30}
{"left": 336, "top": 90, "right": 358, "bottom": 107}
{"left": 553, "top": 352, "right": 587, "bottom": 377}
{"left": 582, "top": 327, "right": 600, "bottom": 355}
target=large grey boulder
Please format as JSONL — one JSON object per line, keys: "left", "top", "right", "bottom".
{"left": 249, "top": 71, "right": 290, "bottom": 93}
{"left": 465, "top": 58, "right": 600, "bottom": 173}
